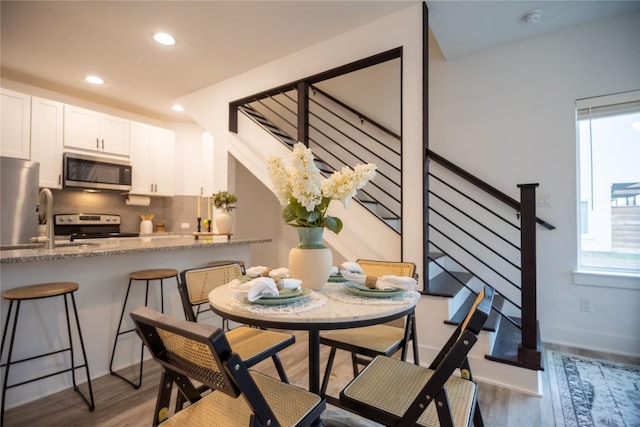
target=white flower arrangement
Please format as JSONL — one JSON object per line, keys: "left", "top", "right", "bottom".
{"left": 266, "top": 142, "right": 376, "bottom": 234}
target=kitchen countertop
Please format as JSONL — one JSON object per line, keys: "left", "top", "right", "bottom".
{"left": 0, "top": 235, "right": 271, "bottom": 264}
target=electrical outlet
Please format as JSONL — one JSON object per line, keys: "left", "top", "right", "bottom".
{"left": 181, "top": 222, "right": 190, "bottom": 229}
{"left": 580, "top": 297, "right": 592, "bottom": 313}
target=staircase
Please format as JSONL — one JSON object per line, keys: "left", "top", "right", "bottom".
{"left": 416, "top": 253, "right": 543, "bottom": 395}
{"left": 228, "top": 62, "right": 555, "bottom": 394}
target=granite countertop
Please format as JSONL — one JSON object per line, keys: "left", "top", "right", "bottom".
{"left": 1, "top": 235, "right": 271, "bottom": 264}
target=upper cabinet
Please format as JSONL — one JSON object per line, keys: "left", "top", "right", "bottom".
{"left": 130, "top": 121, "right": 175, "bottom": 196}
{"left": 63, "top": 105, "right": 130, "bottom": 156}
{"left": 1, "top": 89, "right": 32, "bottom": 159}
{"left": 31, "top": 97, "right": 64, "bottom": 189}
{"left": 177, "top": 131, "right": 214, "bottom": 196}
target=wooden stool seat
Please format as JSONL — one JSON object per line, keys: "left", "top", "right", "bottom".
{"left": 1, "top": 282, "right": 94, "bottom": 424}
{"left": 129, "top": 269, "right": 178, "bottom": 281}
{"left": 2, "top": 282, "right": 79, "bottom": 300}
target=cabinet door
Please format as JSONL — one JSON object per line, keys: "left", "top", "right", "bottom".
{"left": 1, "top": 89, "right": 31, "bottom": 159}
{"left": 63, "top": 105, "right": 101, "bottom": 151}
{"left": 31, "top": 97, "right": 64, "bottom": 188}
{"left": 129, "top": 122, "right": 153, "bottom": 195}
{"left": 151, "top": 128, "right": 175, "bottom": 196}
{"left": 101, "top": 113, "right": 130, "bottom": 156}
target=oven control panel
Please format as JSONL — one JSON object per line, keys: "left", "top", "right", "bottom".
{"left": 55, "top": 214, "right": 121, "bottom": 225}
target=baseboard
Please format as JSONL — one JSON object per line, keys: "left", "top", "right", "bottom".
{"left": 543, "top": 325, "right": 640, "bottom": 357}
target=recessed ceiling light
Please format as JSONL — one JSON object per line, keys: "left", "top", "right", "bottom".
{"left": 172, "top": 104, "right": 184, "bottom": 112}
{"left": 85, "top": 75, "right": 104, "bottom": 85}
{"left": 153, "top": 32, "right": 175, "bottom": 46}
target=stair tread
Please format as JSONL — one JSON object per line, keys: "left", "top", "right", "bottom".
{"left": 444, "top": 293, "right": 505, "bottom": 332}
{"left": 423, "top": 271, "right": 472, "bottom": 297}
{"left": 428, "top": 252, "right": 445, "bottom": 261}
{"left": 485, "top": 317, "right": 544, "bottom": 371}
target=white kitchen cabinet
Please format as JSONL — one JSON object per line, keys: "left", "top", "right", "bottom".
{"left": 31, "top": 97, "right": 64, "bottom": 188}
{"left": 177, "top": 131, "right": 215, "bottom": 196}
{"left": 1, "top": 89, "right": 31, "bottom": 159}
{"left": 130, "top": 121, "right": 175, "bottom": 196}
{"left": 63, "top": 105, "right": 130, "bottom": 156}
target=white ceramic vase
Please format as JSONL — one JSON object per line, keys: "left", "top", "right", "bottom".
{"left": 215, "top": 211, "right": 233, "bottom": 235}
{"left": 288, "top": 227, "right": 333, "bottom": 291}
{"left": 140, "top": 219, "right": 153, "bottom": 235}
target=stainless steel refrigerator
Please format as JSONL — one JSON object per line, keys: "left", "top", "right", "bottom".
{"left": 1, "top": 157, "right": 40, "bottom": 245}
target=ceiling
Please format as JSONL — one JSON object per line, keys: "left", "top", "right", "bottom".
{"left": 2, "top": 1, "right": 638, "bottom": 124}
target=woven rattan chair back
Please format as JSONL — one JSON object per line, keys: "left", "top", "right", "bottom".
{"left": 339, "top": 285, "right": 495, "bottom": 427}
{"left": 178, "top": 263, "right": 242, "bottom": 322}
{"left": 131, "top": 306, "right": 325, "bottom": 427}
{"left": 357, "top": 259, "right": 416, "bottom": 328}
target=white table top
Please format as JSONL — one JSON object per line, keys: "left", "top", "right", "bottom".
{"left": 208, "top": 281, "right": 421, "bottom": 331}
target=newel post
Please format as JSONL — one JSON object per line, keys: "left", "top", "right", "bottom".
{"left": 517, "top": 183, "right": 541, "bottom": 369}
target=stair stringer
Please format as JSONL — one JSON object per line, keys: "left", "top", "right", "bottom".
{"left": 229, "top": 112, "right": 400, "bottom": 262}
{"left": 413, "top": 295, "right": 542, "bottom": 396}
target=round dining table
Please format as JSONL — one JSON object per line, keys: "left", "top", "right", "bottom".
{"left": 208, "top": 281, "right": 420, "bottom": 396}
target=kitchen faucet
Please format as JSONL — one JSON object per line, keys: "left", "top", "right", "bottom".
{"left": 38, "top": 188, "right": 54, "bottom": 249}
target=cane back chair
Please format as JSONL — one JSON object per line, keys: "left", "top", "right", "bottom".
{"left": 178, "top": 264, "right": 294, "bottom": 383}
{"left": 131, "top": 306, "right": 325, "bottom": 426}
{"left": 339, "top": 285, "right": 495, "bottom": 427}
{"left": 320, "top": 259, "right": 419, "bottom": 396}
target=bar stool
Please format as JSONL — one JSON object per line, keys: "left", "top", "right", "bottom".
{"left": 109, "top": 268, "right": 178, "bottom": 389}
{"left": 1, "top": 282, "right": 95, "bottom": 424}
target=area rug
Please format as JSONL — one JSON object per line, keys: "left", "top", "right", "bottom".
{"left": 547, "top": 351, "right": 640, "bottom": 427}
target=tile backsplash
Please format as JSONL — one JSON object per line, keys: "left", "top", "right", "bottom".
{"left": 50, "top": 189, "right": 198, "bottom": 234}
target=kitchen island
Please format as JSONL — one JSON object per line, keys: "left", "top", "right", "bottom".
{"left": 0, "top": 235, "right": 270, "bottom": 410}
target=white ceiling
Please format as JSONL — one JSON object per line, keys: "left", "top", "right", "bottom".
{"left": 2, "top": 1, "right": 637, "bottom": 124}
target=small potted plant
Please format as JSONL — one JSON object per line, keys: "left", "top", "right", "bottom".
{"left": 213, "top": 190, "right": 237, "bottom": 213}
{"left": 212, "top": 191, "right": 237, "bottom": 234}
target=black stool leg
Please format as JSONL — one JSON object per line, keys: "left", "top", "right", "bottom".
{"left": 109, "top": 279, "right": 142, "bottom": 388}
{"left": 1, "top": 300, "right": 19, "bottom": 425}
{"left": 68, "top": 293, "right": 95, "bottom": 411}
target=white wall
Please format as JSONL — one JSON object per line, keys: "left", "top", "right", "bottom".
{"left": 429, "top": 11, "right": 640, "bottom": 356}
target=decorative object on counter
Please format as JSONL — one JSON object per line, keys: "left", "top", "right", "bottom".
{"left": 192, "top": 232, "right": 231, "bottom": 241}
{"left": 155, "top": 222, "right": 165, "bottom": 233}
{"left": 288, "top": 227, "right": 333, "bottom": 290}
{"left": 139, "top": 214, "right": 154, "bottom": 235}
{"left": 267, "top": 142, "right": 376, "bottom": 290}
{"left": 266, "top": 142, "right": 376, "bottom": 235}
{"left": 196, "top": 217, "right": 201, "bottom": 232}
{"left": 213, "top": 190, "right": 237, "bottom": 235}
{"left": 207, "top": 218, "right": 212, "bottom": 233}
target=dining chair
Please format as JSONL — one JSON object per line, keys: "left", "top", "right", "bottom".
{"left": 130, "top": 306, "right": 326, "bottom": 427}
{"left": 176, "top": 264, "right": 295, "bottom": 410}
{"left": 339, "top": 285, "right": 494, "bottom": 427}
{"left": 319, "top": 259, "right": 419, "bottom": 396}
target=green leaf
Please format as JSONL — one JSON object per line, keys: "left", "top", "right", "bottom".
{"left": 323, "top": 215, "right": 343, "bottom": 234}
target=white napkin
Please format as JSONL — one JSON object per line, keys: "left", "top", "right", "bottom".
{"left": 340, "top": 270, "right": 417, "bottom": 291}
{"left": 246, "top": 266, "right": 268, "bottom": 277}
{"left": 330, "top": 266, "right": 339, "bottom": 275}
{"left": 269, "top": 267, "right": 290, "bottom": 280}
{"left": 246, "top": 277, "right": 302, "bottom": 302}
{"left": 341, "top": 261, "right": 363, "bottom": 274}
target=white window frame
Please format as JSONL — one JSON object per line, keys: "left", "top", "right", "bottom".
{"left": 573, "top": 90, "right": 640, "bottom": 290}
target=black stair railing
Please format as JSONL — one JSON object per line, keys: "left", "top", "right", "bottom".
{"left": 426, "top": 149, "right": 555, "bottom": 370}
{"left": 230, "top": 71, "right": 403, "bottom": 233}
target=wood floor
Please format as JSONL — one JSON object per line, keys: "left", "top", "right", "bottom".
{"left": 3, "top": 332, "right": 638, "bottom": 427}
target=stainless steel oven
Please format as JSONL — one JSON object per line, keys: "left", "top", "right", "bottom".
{"left": 63, "top": 152, "right": 132, "bottom": 192}
{"left": 55, "top": 214, "right": 139, "bottom": 241}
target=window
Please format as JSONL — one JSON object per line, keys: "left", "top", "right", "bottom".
{"left": 576, "top": 90, "right": 640, "bottom": 276}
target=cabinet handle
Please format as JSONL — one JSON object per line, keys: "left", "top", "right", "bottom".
{"left": 150, "top": 184, "right": 154, "bottom": 192}
{"left": 58, "top": 174, "right": 61, "bottom": 185}
{"left": 154, "top": 183, "right": 158, "bottom": 192}
{"left": 101, "top": 139, "right": 105, "bottom": 149}
{"left": 200, "top": 187, "right": 203, "bottom": 195}
{"left": 96, "top": 138, "right": 99, "bottom": 149}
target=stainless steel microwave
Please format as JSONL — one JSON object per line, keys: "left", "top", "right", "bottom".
{"left": 63, "top": 152, "right": 132, "bottom": 192}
